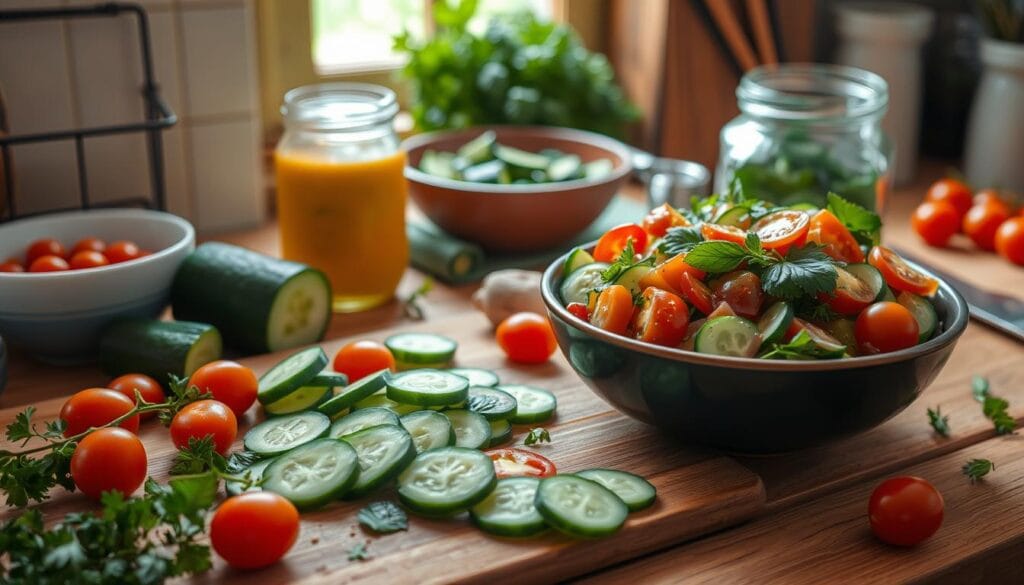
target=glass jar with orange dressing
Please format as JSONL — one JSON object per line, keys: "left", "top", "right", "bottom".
{"left": 275, "top": 83, "right": 408, "bottom": 312}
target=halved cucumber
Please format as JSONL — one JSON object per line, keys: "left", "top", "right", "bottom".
{"left": 353, "top": 392, "right": 421, "bottom": 416}
{"left": 612, "top": 264, "right": 653, "bottom": 297}
{"left": 99, "top": 319, "right": 222, "bottom": 382}
{"left": 535, "top": 475, "right": 629, "bottom": 538}
{"left": 560, "top": 263, "right": 609, "bottom": 305}
{"left": 897, "top": 291, "right": 938, "bottom": 342}
{"left": 329, "top": 407, "right": 401, "bottom": 439}
{"left": 340, "top": 424, "right": 417, "bottom": 499}
{"left": 470, "top": 477, "right": 547, "bottom": 537}
{"left": 456, "top": 130, "right": 497, "bottom": 164}
{"left": 308, "top": 369, "right": 348, "bottom": 387}
{"left": 562, "top": 247, "right": 597, "bottom": 277}
{"left": 694, "top": 316, "right": 762, "bottom": 357}
{"left": 466, "top": 386, "right": 518, "bottom": 421}
{"left": 257, "top": 346, "right": 329, "bottom": 405}
{"left": 225, "top": 456, "right": 275, "bottom": 496}
{"left": 845, "top": 263, "right": 886, "bottom": 301}
{"left": 397, "top": 447, "right": 497, "bottom": 516}
{"left": 264, "top": 385, "right": 333, "bottom": 416}
{"left": 495, "top": 145, "right": 550, "bottom": 171}
{"left": 488, "top": 419, "right": 512, "bottom": 446}
{"left": 400, "top": 410, "right": 456, "bottom": 453}
{"left": 757, "top": 301, "right": 794, "bottom": 345}
{"left": 386, "top": 369, "right": 469, "bottom": 406}
{"left": 575, "top": 469, "right": 657, "bottom": 512}
{"left": 261, "top": 438, "right": 359, "bottom": 509}
{"left": 443, "top": 409, "right": 492, "bottom": 450}
{"left": 244, "top": 411, "right": 331, "bottom": 456}
{"left": 317, "top": 369, "right": 389, "bottom": 417}
{"left": 498, "top": 385, "right": 557, "bottom": 424}
{"left": 447, "top": 367, "right": 500, "bottom": 388}
{"left": 385, "top": 333, "right": 458, "bottom": 369}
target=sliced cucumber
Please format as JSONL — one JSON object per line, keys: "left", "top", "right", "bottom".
{"left": 400, "top": 410, "right": 456, "bottom": 453}
{"left": 897, "top": 291, "right": 938, "bottom": 343}
{"left": 845, "top": 263, "right": 886, "bottom": 302}
{"left": 466, "top": 386, "right": 518, "bottom": 421}
{"left": 225, "top": 456, "right": 275, "bottom": 496}
{"left": 881, "top": 286, "right": 897, "bottom": 302}
{"left": 548, "top": 154, "right": 583, "bottom": 182}
{"left": 495, "top": 145, "right": 550, "bottom": 170}
{"left": 470, "top": 477, "right": 547, "bottom": 537}
{"left": 562, "top": 247, "right": 596, "bottom": 277}
{"left": 397, "top": 447, "right": 497, "bottom": 516}
{"left": 329, "top": 407, "right": 401, "bottom": 439}
{"left": 386, "top": 369, "right": 469, "bottom": 406}
{"left": 419, "top": 150, "right": 457, "bottom": 180}
{"left": 261, "top": 438, "right": 359, "bottom": 509}
{"left": 317, "top": 369, "right": 389, "bottom": 417}
{"left": 694, "top": 316, "right": 762, "bottom": 357}
{"left": 575, "top": 469, "right": 656, "bottom": 512}
{"left": 757, "top": 301, "right": 794, "bottom": 345}
{"left": 584, "top": 158, "right": 614, "bottom": 180}
{"left": 447, "top": 367, "right": 500, "bottom": 388}
{"left": 612, "top": 264, "right": 653, "bottom": 297}
{"left": 99, "top": 319, "right": 222, "bottom": 383}
{"left": 385, "top": 333, "right": 458, "bottom": 369}
{"left": 792, "top": 319, "right": 848, "bottom": 358}
{"left": 353, "top": 392, "right": 421, "bottom": 416}
{"left": 456, "top": 130, "right": 497, "bottom": 164}
{"left": 257, "top": 346, "right": 328, "bottom": 405}
{"left": 559, "top": 263, "right": 609, "bottom": 305}
{"left": 443, "top": 409, "right": 492, "bottom": 450}
{"left": 308, "top": 370, "right": 348, "bottom": 388}
{"left": 264, "top": 385, "right": 333, "bottom": 416}
{"left": 340, "top": 424, "right": 417, "bottom": 499}
{"left": 535, "top": 475, "right": 629, "bottom": 538}
{"left": 488, "top": 419, "right": 513, "bottom": 446}
{"left": 244, "top": 411, "right": 330, "bottom": 456}
{"left": 498, "top": 385, "right": 557, "bottom": 424}
{"left": 714, "top": 206, "right": 751, "bottom": 228}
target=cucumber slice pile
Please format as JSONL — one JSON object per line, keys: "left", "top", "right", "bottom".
{"left": 386, "top": 370, "right": 469, "bottom": 406}
{"left": 498, "top": 385, "right": 557, "bottom": 424}
{"left": 354, "top": 392, "right": 422, "bottom": 415}
{"left": 447, "top": 367, "right": 500, "bottom": 388}
{"left": 535, "top": 475, "right": 629, "bottom": 538}
{"left": 261, "top": 438, "right": 360, "bottom": 509}
{"left": 398, "top": 447, "right": 497, "bottom": 516}
{"left": 443, "top": 409, "right": 492, "bottom": 449}
{"left": 264, "top": 386, "right": 332, "bottom": 416}
{"left": 385, "top": 333, "right": 458, "bottom": 369}
{"left": 400, "top": 410, "right": 456, "bottom": 453}
{"left": 308, "top": 370, "right": 348, "bottom": 388}
{"left": 257, "top": 347, "right": 329, "bottom": 405}
{"left": 466, "top": 387, "right": 518, "bottom": 421}
{"left": 575, "top": 469, "right": 657, "bottom": 512}
{"left": 244, "top": 411, "right": 331, "bottom": 456}
{"left": 340, "top": 424, "right": 417, "bottom": 499}
{"left": 470, "top": 477, "right": 547, "bottom": 537}
{"left": 488, "top": 419, "right": 513, "bottom": 447}
{"left": 330, "top": 407, "right": 401, "bottom": 439}
{"left": 317, "top": 369, "right": 389, "bottom": 417}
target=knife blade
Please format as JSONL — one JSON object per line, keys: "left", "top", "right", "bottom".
{"left": 893, "top": 247, "right": 1024, "bottom": 343}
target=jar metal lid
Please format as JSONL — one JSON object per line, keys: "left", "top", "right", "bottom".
{"left": 281, "top": 82, "right": 399, "bottom": 131}
{"left": 737, "top": 63, "right": 888, "bottom": 123}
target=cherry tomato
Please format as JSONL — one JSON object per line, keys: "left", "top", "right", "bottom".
{"left": 188, "top": 360, "right": 258, "bottom": 417}
{"left": 487, "top": 447, "right": 557, "bottom": 478}
{"left": 648, "top": 253, "right": 706, "bottom": 290}
{"left": 821, "top": 266, "right": 877, "bottom": 315}
{"left": 211, "top": 492, "right": 300, "bottom": 569}
{"left": 749, "top": 210, "right": 810, "bottom": 252}
{"left": 868, "top": 246, "right": 939, "bottom": 297}
{"left": 69, "top": 250, "right": 111, "bottom": 270}
{"left": 332, "top": 340, "right": 395, "bottom": 382}
{"left": 678, "top": 271, "right": 714, "bottom": 315}
{"left": 29, "top": 255, "right": 69, "bottom": 272}
{"left": 925, "top": 178, "right": 973, "bottom": 217}
{"left": 496, "top": 312, "right": 557, "bottom": 364}
{"left": 790, "top": 318, "right": 845, "bottom": 349}
{"left": 593, "top": 224, "right": 648, "bottom": 262}
{"left": 170, "top": 399, "right": 237, "bottom": 455}
{"left": 60, "top": 388, "right": 140, "bottom": 436}
{"left": 632, "top": 287, "right": 690, "bottom": 347}
{"left": 701, "top": 222, "right": 747, "bottom": 244}
{"left": 641, "top": 203, "right": 690, "bottom": 237}
{"left": 108, "top": 373, "right": 165, "bottom": 421}
{"left": 26, "top": 238, "right": 66, "bottom": 265}
{"left": 104, "top": 240, "right": 142, "bottom": 263}
{"left": 707, "top": 301, "right": 737, "bottom": 320}
{"left": 911, "top": 201, "right": 959, "bottom": 248}
{"left": 869, "top": 476, "right": 944, "bottom": 546}
{"left": 591, "top": 284, "right": 634, "bottom": 335}
{"left": 995, "top": 216, "right": 1024, "bottom": 266}
{"left": 807, "top": 209, "right": 864, "bottom": 263}
{"left": 70, "top": 237, "right": 106, "bottom": 256}
{"left": 963, "top": 201, "right": 1011, "bottom": 251}
{"left": 0, "top": 259, "right": 24, "bottom": 272}
{"left": 855, "top": 301, "right": 919, "bottom": 354}
{"left": 70, "top": 427, "right": 147, "bottom": 500}
{"left": 973, "top": 188, "right": 1006, "bottom": 209}
{"left": 566, "top": 302, "right": 589, "bottom": 321}
{"left": 709, "top": 270, "right": 764, "bottom": 319}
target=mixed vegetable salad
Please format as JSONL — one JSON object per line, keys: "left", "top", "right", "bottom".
{"left": 559, "top": 192, "right": 943, "bottom": 359}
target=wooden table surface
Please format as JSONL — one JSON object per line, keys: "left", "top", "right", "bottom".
{"left": 2, "top": 164, "right": 1023, "bottom": 584}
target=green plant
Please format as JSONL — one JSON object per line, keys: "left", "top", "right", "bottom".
{"left": 393, "top": 0, "right": 638, "bottom": 138}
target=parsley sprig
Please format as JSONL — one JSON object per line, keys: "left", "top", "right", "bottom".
{"left": 524, "top": 428, "right": 551, "bottom": 446}
{"left": 168, "top": 437, "right": 261, "bottom": 492}
{"left": 826, "top": 192, "right": 881, "bottom": 246}
{"left": 972, "top": 376, "right": 1016, "bottom": 435}
{"left": 962, "top": 458, "right": 995, "bottom": 483}
{"left": 758, "top": 330, "right": 845, "bottom": 360}
{"left": 927, "top": 407, "right": 951, "bottom": 438}
{"left": 600, "top": 239, "right": 651, "bottom": 284}
{"left": 358, "top": 501, "right": 408, "bottom": 534}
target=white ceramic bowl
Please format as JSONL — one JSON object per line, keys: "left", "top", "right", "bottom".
{"left": 0, "top": 209, "right": 195, "bottom": 363}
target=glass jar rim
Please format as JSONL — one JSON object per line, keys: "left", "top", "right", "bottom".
{"left": 736, "top": 64, "right": 888, "bottom": 123}
{"left": 281, "top": 82, "right": 399, "bottom": 132}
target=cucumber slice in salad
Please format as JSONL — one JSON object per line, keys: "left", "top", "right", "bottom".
{"left": 466, "top": 386, "right": 517, "bottom": 421}
{"left": 330, "top": 407, "right": 401, "bottom": 439}
{"left": 612, "top": 264, "right": 653, "bottom": 297}
{"left": 488, "top": 419, "right": 513, "bottom": 446}
{"left": 757, "top": 302, "right": 794, "bottom": 345}
{"left": 385, "top": 333, "right": 458, "bottom": 369}
{"left": 317, "top": 369, "right": 389, "bottom": 417}
{"left": 264, "top": 385, "right": 333, "bottom": 416}
{"left": 714, "top": 206, "right": 751, "bottom": 228}
{"left": 386, "top": 369, "right": 469, "bottom": 406}
{"left": 559, "top": 263, "right": 609, "bottom": 305}
{"left": 562, "top": 247, "right": 596, "bottom": 276}
{"left": 398, "top": 447, "right": 497, "bottom": 516}
{"left": 575, "top": 469, "right": 657, "bottom": 512}
{"left": 400, "top": 410, "right": 456, "bottom": 453}
{"left": 897, "top": 291, "right": 938, "bottom": 342}
{"left": 244, "top": 411, "right": 330, "bottom": 456}
{"left": 694, "top": 316, "right": 762, "bottom": 357}
{"left": 257, "top": 346, "right": 329, "bottom": 405}
{"left": 225, "top": 456, "right": 275, "bottom": 496}
{"left": 353, "top": 393, "right": 422, "bottom": 415}
{"left": 340, "top": 424, "right": 417, "bottom": 499}
{"left": 443, "top": 409, "right": 492, "bottom": 450}
{"left": 447, "top": 367, "right": 500, "bottom": 388}
{"left": 470, "top": 477, "right": 547, "bottom": 537}
{"left": 308, "top": 370, "right": 348, "bottom": 388}
{"left": 535, "top": 475, "right": 629, "bottom": 538}
{"left": 498, "top": 385, "right": 557, "bottom": 424}
{"left": 845, "top": 263, "right": 886, "bottom": 302}
{"left": 261, "top": 438, "right": 360, "bottom": 509}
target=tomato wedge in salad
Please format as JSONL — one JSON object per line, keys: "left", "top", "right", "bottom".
{"left": 593, "top": 224, "right": 647, "bottom": 262}
{"left": 821, "top": 266, "right": 876, "bottom": 315}
{"left": 750, "top": 210, "right": 810, "bottom": 252}
{"left": 642, "top": 203, "right": 690, "bottom": 237}
{"left": 632, "top": 288, "right": 690, "bottom": 346}
{"left": 488, "top": 448, "right": 557, "bottom": 478}
{"left": 678, "top": 272, "right": 714, "bottom": 315}
{"left": 591, "top": 284, "right": 634, "bottom": 335}
{"left": 807, "top": 209, "right": 865, "bottom": 263}
{"left": 868, "top": 246, "right": 939, "bottom": 297}
{"left": 701, "top": 222, "right": 747, "bottom": 244}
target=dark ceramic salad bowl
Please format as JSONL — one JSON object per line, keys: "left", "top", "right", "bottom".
{"left": 541, "top": 244, "right": 970, "bottom": 454}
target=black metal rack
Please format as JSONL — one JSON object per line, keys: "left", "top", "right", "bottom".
{"left": 0, "top": 2, "right": 176, "bottom": 222}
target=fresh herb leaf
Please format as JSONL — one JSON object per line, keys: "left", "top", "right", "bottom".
{"left": 524, "top": 428, "right": 551, "bottom": 446}
{"left": 683, "top": 240, "right": 752, "bottom": 273}
{"left": 224, "top": 450, "right": 262, "bottom": 474}
{"left": 962, "top": 458, "right": 995, "bottom": 483}
{"left": 826, "top": 192, "right": 881, "bottom": 245}
{"left": 972, "top": 376, "right": 1016, "bottom": 435}
{"left": 600, "top": 239, "right": 638, "bottom": 283}
{"left": 348, "top": 541, "right": 371, "bottom": 561}
{"left": 972, "top": 375, "right": 990, "bottom": 402}
{"left": 659, "top": 225, "right": 703, "bottom": 256}
{"left": 758, "top": 330, "right": 845, "bottom": 360}
{"left": 927, "top": 407, "right": 951, "bottom": 438}
{"left": 358, "top": 501, "right": 409, "bottom": 534}
{"left": 760, "top": 245, "right": 838, "bottom": 300}
{"left": 403, "top": 277, "right": 434, "bottom": 321}
{"left": 170, "top": 436, "right": 226, "bottom": 476}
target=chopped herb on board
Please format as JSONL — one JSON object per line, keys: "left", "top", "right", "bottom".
{"left": 927, "top": 407, "right": 951, "bottom": 438}
{"left": 962, "top": 458, "right": 995, "bottom": 483}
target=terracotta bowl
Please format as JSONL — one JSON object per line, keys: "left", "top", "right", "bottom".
{"left": 403, "top": 126, "right": 633, "bottom": 253}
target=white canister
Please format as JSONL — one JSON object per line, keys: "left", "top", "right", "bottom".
{"left": 965, "top": 38, "right": 1024, "bottom": 195}
{"left": 836, "top": 2, "right": 934, "bottom": 186}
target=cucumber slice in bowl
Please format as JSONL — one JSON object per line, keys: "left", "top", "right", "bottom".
{"left": 612, "top": 264, "right": 653, "bottom": 297}
{"left": 317, "top": 369, "right": 389, "bottom": 417}
{"left": 386, "top": 369, "right": 469, "bottom": 406}
{"left": 575, "top": 469, "right": 657, "bottom": 512}
{"left": 447, "top": 367, "right": 500, "bottom": 388}
{"left": 244, "top": 411, "right": 330, "bottom": 456}
{"left": 560, "top": 263, "right": 609, "bottom": 306}
{"left": 398, "top": 447, "right": 497, "bottom": 516}
{"left": 385, "top": 333, "right": 458, "bottom": 369}
{"left": 488, "top": 419, "right": 513, "bottom": 447}
{"left": 694, "top": 316, "right": 762, "bottom": 357}
{"left": 340, "top": 424, "right": 417, "bottom": 499}
{"left": 470, "top": 477, "right": 547, "bottom": 537}
{"left": 261, "top": 438, "right": 360, "bottom": 510}
{"left": 330, "top": 407, "right": 400, "bottom": 439}
{"left": 897, "top": 291, "right": 938, "bottom": 342}
{"left": 562, "top": 247, "right": 596, "bottom": 276}
{"left": 498, "top": 385, "right": 557, "bottom": 424}
{"left": 400, "top": 410, "right": 456, "bottom": 453}
{"left": 264, "top": 385, "right": 332, "bottom": 416}
{"left": 257, "top": 346, "right": 329, "bottom": 405}
{"left": 466, "top": 386, "right": 517, "bottom": 421}
{"left": 535, "top": 475, "right": 629, "bottom": 538}
{"left": 443, "top": 409, "right": 492, "bottom": 450}
{"left": 757, "top": 302, "right": 793, "bottom": 345}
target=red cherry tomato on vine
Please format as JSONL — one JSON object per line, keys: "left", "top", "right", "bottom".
{"left": 487, "top": 447, "right": 557, "bottom": 478}
{"left": 108, "top": 373, "right": 165, "bottom": 421}
{"left": 593, "top": 224, "right": 647, "bottom": 262}
{"left": 188, "top": 360, "right": 258, "bottom": 417}
{"left": 332, "top": 340, "right": 395, "bottom": 382}
{"left": 911, "top": 201, "right": 959, "bottom": 248}
{"left": 869, "top": 476, "right": 944, "bottom": 546}
{"left": 855, "top": 301, "right": 919, "bottom": 354}
{"left": 70, "top": 427, "right": 147, "bottom": 500}
{"left": 29, "top": 255, "right": 69, "bottom": 272}
{"left": 26, "top": 238, "right": 66, "bottom": 265}
{"left": 496, "top": 312, "right": 557, "bottom": 364}
{"left": 211, "top": 492, "right": 300, "bottom": 569}
{"left": 170, "top": 399, "right": 237, "bottom": 455}
{"left": 60, "top": 388, "right": 140, "bottom": 436}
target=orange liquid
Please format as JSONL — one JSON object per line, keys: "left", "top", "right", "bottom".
{"left": 275, "top": 150, "right": 408, "bottom": 312}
